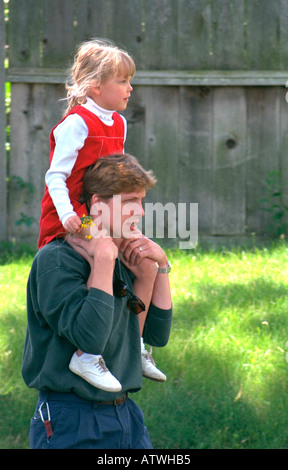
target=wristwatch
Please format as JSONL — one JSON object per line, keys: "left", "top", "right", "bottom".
{"left": 158, "top": 262, "right": 171, "bottom": 274}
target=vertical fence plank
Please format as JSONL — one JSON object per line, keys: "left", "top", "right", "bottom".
{"left": 178, "top": 86, "right": 213, "bottom": 233}
{"left": 142, "top": 0, "right": 179, "bottom": 69}
{"left": 124, "top": 85, "right": 180, "bottom": 239}
{"left": 9, "top": 0, "right": 43, "bottom": 68}
{"left": 178, "top": 0, "right": 211, "bottom": 69}
{"left": 0, "top": 0, "right": 6, "bottom": 242}
{"left": 246, "top": 87, "right": 281, "bottom": 234}
{"left": 73, "top": 0, "right": 108, "bottom": 43}
{"left": 246, "top": 0, "right": 281, "bottom": 70}
{"left": 99, "top": 0, "right": 143, "bottom": 61}
{"left": 279, "top": 0, "right": 288, "bottom": 69}
{"left": 143, "top": 86, "right": 179, "bottom": 202}
{"left": 73, "top": 0, "right": 143, "bottom": 66}
{"left": 279, "top": 87, "right": 288, "bottom": 231}
{"left": 121, "top": 87, "right": 146, "bottom": 161}
{"left": 210, "top": 0, "right": 245, "bottom": 69}
{"left": 212, "top": 87, "right": 246, "bottom": 235}
{"left": 143, "top": 86, "right": 179, "bottom": 239}
{"left": 41, "top": 0, "right": 75, "bottom": 68}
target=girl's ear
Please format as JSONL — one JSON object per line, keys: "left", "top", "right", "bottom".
{"left": 89, "top": 85, "right": 101, "bottom": 98}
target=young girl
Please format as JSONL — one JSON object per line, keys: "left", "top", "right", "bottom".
{"left": 38, "top": 39, "right": 166, "bottom": 392}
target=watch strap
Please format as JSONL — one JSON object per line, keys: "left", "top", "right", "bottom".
{"left": 158, "top": 262, "right": 171, "bottom": 273}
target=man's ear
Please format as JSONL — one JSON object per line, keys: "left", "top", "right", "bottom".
{"left": 90, "top": 194, "right": 102, "bottom": 216}
{"left": 91, "top": 194, "right": 101, "bottom": 205}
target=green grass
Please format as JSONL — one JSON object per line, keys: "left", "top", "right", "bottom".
{"left": 0, "top": 253, "right": 37, "bottom": 449}
{"left": 1, "top": 242, "right": 288, "bottom": 448}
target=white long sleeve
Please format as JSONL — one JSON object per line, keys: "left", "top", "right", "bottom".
{"left": 45, "top": 98, "right": 127, "bottom": 226}
{"left": 45, "top": 114, "right": 88, "bottom": 225}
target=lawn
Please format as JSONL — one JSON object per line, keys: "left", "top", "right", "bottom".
{"left": 1, "top": 241, "right": 288, "bottom": 449}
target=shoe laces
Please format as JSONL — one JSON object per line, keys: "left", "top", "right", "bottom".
{"left": 93, "top": 356, "right": 109, "bottom": 374}
{"left": 142, "top": 347, "right": 156, "bottom": 365}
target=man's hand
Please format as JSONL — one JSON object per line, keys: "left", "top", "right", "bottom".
{"left": 119, "top": 234, "right": 168, "bottom": 270}
{"left": 66, "top": 233, "right": 118, "bottom": 295}
{"left": 67, "top": 233, "right": 118, "bottom": 265}
{"left": 119, "top": 251, "right": 159, "bottom": 281}
{"left": 118, "top": 233, "right": 171, "bottom": 336}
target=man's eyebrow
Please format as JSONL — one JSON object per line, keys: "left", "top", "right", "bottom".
{"left": 122, "top": 195, "right": 144, "bottom": 201}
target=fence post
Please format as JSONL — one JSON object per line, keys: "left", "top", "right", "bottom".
{"left": 0, "top": 1, "right": 7, "bottom": 242}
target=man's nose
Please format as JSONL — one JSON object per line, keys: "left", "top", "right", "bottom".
{"left": 130, "top": 202, "right": 144, "bottom": 217}
{"left": 135, "top": 202, "right": 144, "bottom": 216}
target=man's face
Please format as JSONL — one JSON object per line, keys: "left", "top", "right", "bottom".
{"left": 90, "top": 191, "right": 145, "bottom": 239}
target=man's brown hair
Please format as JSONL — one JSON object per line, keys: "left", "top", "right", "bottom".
{"left": 80, "top": 153, "right": 157, "bottom": 210}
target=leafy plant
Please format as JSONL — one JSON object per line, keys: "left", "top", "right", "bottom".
{"left": 11, "top": 175, "right": 34, "bottom": 194}
{"left": 260, "top": 170, "right": 288, "bottom": 237}
{"left": 15, "top": 212, "right": 36, "bottom": 228}
{"left": 9, "top": 176, "right": 36, "bottom": 227}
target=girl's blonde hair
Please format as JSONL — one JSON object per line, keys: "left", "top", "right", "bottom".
{"left": 64, "top": 39, "right": 136, "bottom": 115}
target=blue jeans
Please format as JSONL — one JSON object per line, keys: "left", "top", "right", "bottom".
{"left": 29, "top": 392, "right": 153, "bottom": 449}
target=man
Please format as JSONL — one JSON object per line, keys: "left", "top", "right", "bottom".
{"left": 22, "top": 153, "right": 172, "bottom": 449}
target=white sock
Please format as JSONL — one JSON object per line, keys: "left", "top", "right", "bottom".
{"left": 77, "top": 353, "right": 101, "bottom": 363}
{"left": 140, "top": 337, "right": 145, "bottom": 351}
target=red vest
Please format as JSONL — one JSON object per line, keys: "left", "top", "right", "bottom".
{"left": 38, "top": 106, "right": 125, "bottom": 248}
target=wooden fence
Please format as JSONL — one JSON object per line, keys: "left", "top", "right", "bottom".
{"left": 2, "top": 0, "right": 288, "bottom": 247}
{"left": 0, "top": 1, "right": 6, "bottom": 243}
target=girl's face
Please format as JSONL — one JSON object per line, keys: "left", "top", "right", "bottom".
{"left": 90, "top": 75, "right": 133, "bottom": 111}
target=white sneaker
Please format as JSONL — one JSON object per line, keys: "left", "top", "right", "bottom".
{"left": 141, "top": 343, "right": 167, "bottom": 383}
{"left": 69, "top": 352, "right": 122, "bottom": 392}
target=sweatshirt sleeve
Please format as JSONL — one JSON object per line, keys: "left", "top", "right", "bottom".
{"left": 142, "top": 303, "right": 173, "bottom": 348}
{"left": 34, "top": 246, "right": 115, "bottom": 354}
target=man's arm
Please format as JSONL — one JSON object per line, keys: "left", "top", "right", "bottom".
{"left": 118, "top": 235, "right": 172, "bottom": 334}
{"left": 36, "top": 236, "right": 119, "bottom": 354}
{"left": 66, "top": 233, "right": 118, "bottom": 295}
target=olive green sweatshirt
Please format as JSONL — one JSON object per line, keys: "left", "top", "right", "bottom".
{"left": 22, "top": 240, "right": 172, "bottom": 402}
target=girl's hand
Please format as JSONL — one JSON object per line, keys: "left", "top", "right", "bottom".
{"left": 64, "top": 215, "right": 82, "bottom": 233}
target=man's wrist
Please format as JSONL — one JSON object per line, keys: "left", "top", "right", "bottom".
{"left": 157, "top": 261, "right": 171, "bottom": 274}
